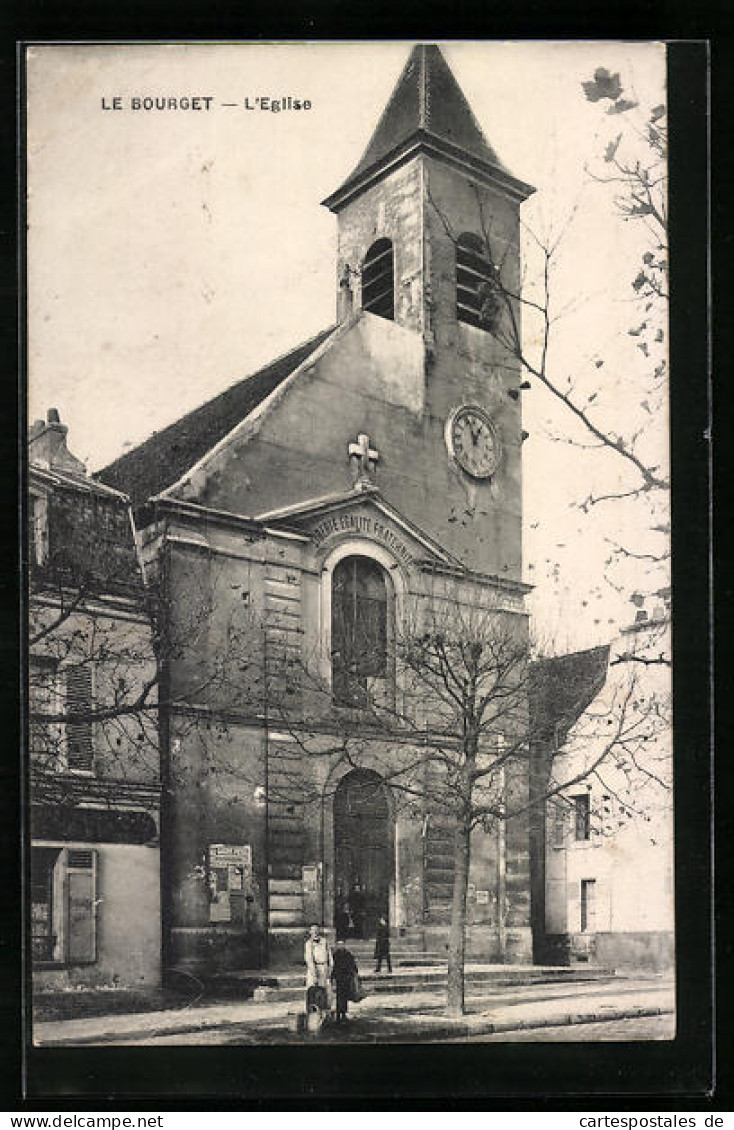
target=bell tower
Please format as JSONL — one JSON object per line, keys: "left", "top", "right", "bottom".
{"left": 322, "top": 44, "right": 534, "bottom": 383}
{"left": 322, "top": 45, "right": 535, "bottom": 580}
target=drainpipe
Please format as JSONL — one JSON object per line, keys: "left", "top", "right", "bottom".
{"left": 262, "top": 625, "right": 270, "bottom": 968}
{"left": 320, "top": 781, "right": 326, "bottom": 928}
{"left": 393, "top": 816, "right": 401, "bottom": 930}
{"left": 497, "top": 765, "right": 506, "bottom": 962}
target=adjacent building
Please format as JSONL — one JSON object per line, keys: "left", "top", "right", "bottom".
{"left": 28, "top": 410, "right": 161, "bottom": 989}
{"left": 533, "top": 602, "right": 673, "bottom": 971}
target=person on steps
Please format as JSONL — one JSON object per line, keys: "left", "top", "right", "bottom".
{"left": 374, "top": 915, "right": 392, "bottom": 974}
{"left": 304, "top": 923, "right": 333, "bottom": 1014}
{"left": 331, "top": 939, "right": 359, "bottom": 1023}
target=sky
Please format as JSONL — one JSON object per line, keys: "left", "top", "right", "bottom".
{"left": 26, "top": 41, "right": 668, "bottom": 651}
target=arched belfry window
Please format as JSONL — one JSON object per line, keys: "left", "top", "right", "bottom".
{"left": 361, "top": 239, "right": 394, "bottom": 321}
{"left": 456, "top": 232, "right": 500, "bottom": 331}
{"left": 332, "top": 555, "right": 390, "bottom": 707}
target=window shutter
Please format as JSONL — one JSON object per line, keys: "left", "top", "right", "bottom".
{"left": 66, "top": 849, "right": 97, "bottom": 963}
{"left": 65, "top": 667, "right": 94, "bottom": 771}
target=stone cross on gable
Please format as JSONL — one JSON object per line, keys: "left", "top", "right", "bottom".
{"left": 348, "top": 433, "right": 379, "bottom": 486}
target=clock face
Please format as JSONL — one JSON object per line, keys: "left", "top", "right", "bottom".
{"left": 447, "top": 406, "right": 501, "bottom": 479}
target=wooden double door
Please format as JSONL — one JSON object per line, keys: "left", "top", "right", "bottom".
{"left": 334, "top": 770, "right": 390, "bottom": 939}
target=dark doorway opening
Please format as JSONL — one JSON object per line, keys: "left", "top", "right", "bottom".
{"left": 334, "top": 769, "right": 391, "bottom": 940}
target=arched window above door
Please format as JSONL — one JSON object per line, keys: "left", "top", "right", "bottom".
{"left": 331, "top": 555, "right": 391, "bottom": 707}
{"left": 361, "top": 238, "right": 395, "bottom": 321}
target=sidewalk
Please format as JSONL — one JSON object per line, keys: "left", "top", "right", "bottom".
{"left": 34, "top": 974, "right": 674, "bottom": 1045}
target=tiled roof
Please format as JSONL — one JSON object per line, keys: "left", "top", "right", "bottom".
{"left": 30, "top": 462, "right": 130, "bottom": 501}
{"left": 324, "top": 44, "right": 531, "bottom": 210}
{"left": 530, "top": 645, "right": 610, "bottom": 746}
{"left": 96, "top": 327, "right": 335, "bottom": 508}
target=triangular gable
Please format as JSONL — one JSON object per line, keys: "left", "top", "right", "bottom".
{"left": 97, "top": 325, "right": 337, "bottom": 507}
{"left": 147, "top": 318, "right": 360, "bottom": 507}
{"left": 257, "top": 487, "right": 461, "bottom": 569}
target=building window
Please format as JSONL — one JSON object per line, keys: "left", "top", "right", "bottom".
{"left": 29, "top": 656, "right": 61, "bottom": 767}
{"left": 361, "top": 238, "right": 394, "bottom": 321}
{"left": 550, "top": 800, "right": 566, "bottom": 848}
{"left": 456, "top": 232, "right": 501, "bottom": 331}
{"left": 30, "top": 847, "right": 98, "bottom": 965}
{"left": 31, "top": 847, "right": 61, "bottom": 962}
{"left": 580, "top": 878, "right": 596, "bottom": 933}
{"left": 28, "top": 492, "right": 47, "bottom": 566}
{"left": 332, "top": 555, "right": 389, "bottom": 707}
{"left": 573, "top": 793, "right": 591, "bottom": 841}
{"left": 65, "top": 666, "right": 94, "bottom": 772}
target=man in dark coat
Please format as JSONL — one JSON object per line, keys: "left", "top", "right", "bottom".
{"left": 331, "top": 939, "right": 359, "bottom": 1023}
{"left": 374, "top": 915, "right": 392, "bottom": 974}
{"left": 334, "top": 890, "right": 350, "bottom": 941}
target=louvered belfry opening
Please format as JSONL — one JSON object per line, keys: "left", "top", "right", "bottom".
{"left": 332, "top": 556, "right": 388, "bottom": 707}
{"left": 65, "top": 666, "right": 94, "bottom": 771}
{"left": 361, "top": 238, "right": 395, "bottom": 321}
{"left": 456, "top": 232, "right": 498, "bottom": 330}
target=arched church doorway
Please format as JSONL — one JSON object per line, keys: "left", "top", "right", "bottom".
{"left": 333, "top": 769, "right": 391, "bottom": 939}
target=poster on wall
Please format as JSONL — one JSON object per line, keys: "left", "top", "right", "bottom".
{"left": 208, "top": 843, "right": 252, "bottom": 923}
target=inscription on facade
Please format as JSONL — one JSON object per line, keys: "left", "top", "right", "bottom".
{"left": 311, "top": 512, "right": 414, "bottom": 565}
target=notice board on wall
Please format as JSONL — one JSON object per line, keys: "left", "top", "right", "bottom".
{"left": 208, "top": 844, "right": 253, "bottom": 923}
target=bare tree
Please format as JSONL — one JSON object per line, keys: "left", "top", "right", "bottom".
{"left": 28, "top": 493, "right": 267, "bottom": 813}
{"left": 427, "top": 66, "right": 670, "bottom": 655}
{"left": 30, "top": 504, "right": 666, "bottom": 1015}
{"left": 263, "top": 578, "right": 661, "bottom": 1018}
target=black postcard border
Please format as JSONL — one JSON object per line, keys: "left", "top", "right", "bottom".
{"left": 3, "top": 23, "right": 718, "bottom": 1109}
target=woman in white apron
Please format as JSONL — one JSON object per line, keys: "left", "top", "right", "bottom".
{"left": 304, "top": 923, "right": 333, "bottom": 1012}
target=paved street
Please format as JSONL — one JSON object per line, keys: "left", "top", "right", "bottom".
{"left": 35, "top": 973, "right": 674, "bottom": 1047}
{"left": 105, "top": 1011, "right": 675, "bottom": 1045}
{"left": 445, "top": 1014, "right": 676, "bottom": 1042}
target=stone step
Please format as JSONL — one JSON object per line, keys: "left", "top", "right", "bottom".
{"left": 339, "top": 947, "right": 448, "bottom": 962}
{"left": 244, "top": 965, "right": 617, "bottom": 1004}
{"left": 345, "top": 939, "right": 442, "bottom": 950}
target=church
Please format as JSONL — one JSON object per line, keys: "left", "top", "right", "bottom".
{"left": 99, "top": 44, "right": 539, "bottom": 974}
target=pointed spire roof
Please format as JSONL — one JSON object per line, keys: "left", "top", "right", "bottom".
{"left": 323, "top": 44, "right": 534, "bottom": 211}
